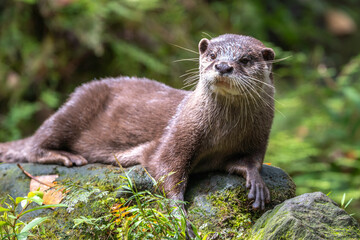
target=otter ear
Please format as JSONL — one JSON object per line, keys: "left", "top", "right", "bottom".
{"left": 199, "top": 38, "right": 210, "bottom": 54}
{"left": 261, "top": 48, "right": 275, "bottom": 61}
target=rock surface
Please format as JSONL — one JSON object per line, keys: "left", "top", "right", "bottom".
{"left": 251, "top": 192, "right": 360, "bottom": 239}
{"left": 0, "top": 163, "right": 295, "bottom": 238}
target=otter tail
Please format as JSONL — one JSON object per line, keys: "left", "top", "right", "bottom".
{"left": 0, "top": 137, "right": 33, "bottom": 163}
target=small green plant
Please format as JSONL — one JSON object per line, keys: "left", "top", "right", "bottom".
{"left": 327, "top": 192, "right": 355, "bottom": 217}
{"left": 0, "top": 191, "right": 67, "bottom": 240}
{"left": 72, "top": 167, "right": 210, "bottom": 239}
{"left": 340, "top": 193, "right": 353, "bottom": 211}
{"left": 115, "top": 169, "right": 185, "bottom": 239}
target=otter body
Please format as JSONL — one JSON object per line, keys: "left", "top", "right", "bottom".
{"left": 0, "top": 34, "right": 275, "bottom": 217}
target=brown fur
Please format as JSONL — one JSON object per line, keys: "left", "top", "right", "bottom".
{"left": 0, "top": 34, "right": 275, "bottom": 237}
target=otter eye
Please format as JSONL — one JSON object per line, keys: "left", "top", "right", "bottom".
{"left": 210, "top": 53, "right": 217, "bottom": 60}
{"left": 239, "top": 58, "right": 250, "bottom": 65}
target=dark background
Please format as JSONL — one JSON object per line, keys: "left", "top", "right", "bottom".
{"left": 0, "top": 0, "right": 359, "bottom": 221}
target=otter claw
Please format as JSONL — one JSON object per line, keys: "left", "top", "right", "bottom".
{"left": 247, "top": 178, "right": 270, "bottom": 210}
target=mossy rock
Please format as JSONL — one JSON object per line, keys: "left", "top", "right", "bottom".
{"left": 251, "top": 192, "right": 360, "bottom": 240}
{"left": 186, "top": 164, "right": 296, "bottom": 239}
{"left": 0, "top": 163, "right": 295, "bottom": 239}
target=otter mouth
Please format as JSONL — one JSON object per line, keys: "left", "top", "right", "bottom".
{"left": 215, "top": 79, "right": 232, "bottom": 89}
{"left": 212, "top": 77, "right": 242, "bottom": 96}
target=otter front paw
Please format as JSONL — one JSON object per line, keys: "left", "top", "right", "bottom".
{"left": 37, "top": 150, "right": 88, "bottom": 167}
{"left": 64, "top": 153, "right": 88, "bottom": 166}
{"left": 246, "top": 175, "right": 270, "bottom": 210}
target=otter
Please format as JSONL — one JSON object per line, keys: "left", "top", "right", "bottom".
{"left": 0, "top": 33, "right": 275, "bottom": 228}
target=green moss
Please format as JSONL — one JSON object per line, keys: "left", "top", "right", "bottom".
{"left": 188, "top": 188, "right": 264, "bottom": 239}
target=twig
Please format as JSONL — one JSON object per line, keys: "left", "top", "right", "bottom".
{"left": 16, "top": 164, "right": 53, "bottom": 188}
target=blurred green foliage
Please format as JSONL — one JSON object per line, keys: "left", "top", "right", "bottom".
{"left": 0, "top": 0, "right": 359, "bottom": 221}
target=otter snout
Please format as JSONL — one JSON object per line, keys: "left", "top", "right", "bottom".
{"left": 215, "top": 62, "right": 233, "bottom": 75}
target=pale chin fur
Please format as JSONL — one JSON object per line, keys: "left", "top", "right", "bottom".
{"left": 200, "top": 71, "right": 238, "bottom": 96}
{"left": 210, "top": 83, "right": 242, "bottom": 96}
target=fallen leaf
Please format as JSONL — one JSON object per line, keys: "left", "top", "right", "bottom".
{"left": 30, "top": 175, "right": 58, "bottom": 192}
{"left": 29, "top": 175, "right": 66, "bottom": 206}
{"left": 43, "top": 188, "right": 66, "bottom": 205}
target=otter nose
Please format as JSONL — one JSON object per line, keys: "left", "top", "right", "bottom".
{"left": 215, "top": 62, "right": 233, "bottom": 75}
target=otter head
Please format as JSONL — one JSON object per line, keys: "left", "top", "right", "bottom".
{"left": 198, "top": 34, "right": 275, "bottom": 97}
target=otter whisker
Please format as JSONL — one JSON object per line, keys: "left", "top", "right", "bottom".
{"left": 247, "top": 78, "right": 283, "bottom": 107}
{"left": 263, "top": 55, "right": 292, "bottom": 64}
{"left": 245, "top": 75, "right": 275, "bottom": 89}
{"left": 186, "top": 67, "right": 199, "bottom": 72}
{"left": 183, "top": 75, "right": 200, "bottom": 85}
{"left": 241, "top": 76, "right": 280, "bottom": 113}
{"left": 243, "top": 79, "right": 285, "bottom": 117}
{"left": 183, "top": 77, "right": 199, "bottom": 85}
{"left": 184, "top": 79, "right": 199, "bottom": 86}
{"left": 231, "top": 79, "right": 252, "bottom": 127}
{"left": 183, "top": 81, "right": 199, "bottom": 87}
{"left": 182, "top": 82, "right": 199, "bottom": 90}
{"left": 240, "top": 77, "right": 275, "bottom": 113}
{"left": 183, "top": 73, "right": 199, "bottom": 79}
{"left": 253, "top": 56, "right": 291, "bottom": 67}
{"left": 236, "top": 78, "right": 261, "bottom": 107}
{"left": 182, "top": 80, "right": 198, "bottom": 87}
{"left": 237, "top": 80, "right": 256, "bottom": 124}
{"left": 237, "top": 77, "right": 262, "bottom": 109}
{"left": 202, "top": 32, "right": 213, "bottom": 39}
{"left": 174, "top": 58, "right": 199, "bottom": 63}
{"left": 181, "top": 71, "right": 198, "bottom": 78}
{"left": 171, "top": 44, "right": 198, "bottom": 54}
